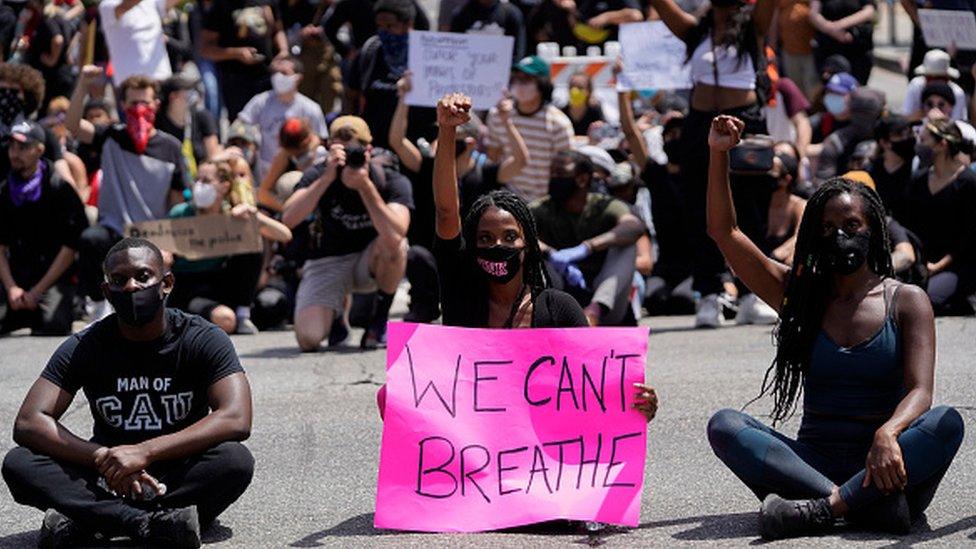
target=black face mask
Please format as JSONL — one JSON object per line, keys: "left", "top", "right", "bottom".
{"left": 105, "top": 282, "right": 166, "bottom": 327}
{"left": 548, "top": 176, "right": 577, "bottom": 204}
{"left": 0, "top": 88, "right": 25, "bottom": 126}
{"left": 474, "top": 246, "right": 523, "bottom": 283}
{"left": 822, "top": 229, "right": 871, "bottom": 275}
{"left": 663, "top": 139, "right": 682, "bottom": 165}
{"left": 890, "top": 138, "right": 916, "bottom": 161}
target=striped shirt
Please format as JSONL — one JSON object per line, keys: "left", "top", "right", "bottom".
{"left": 487, "top": 105, "right": 573, "bottom": 202}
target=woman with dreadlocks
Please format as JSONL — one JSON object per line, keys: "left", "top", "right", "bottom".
{"left": 375, "top": 93, "right": 658, "bottom": 427}
{"left": 704, "top": 115, "right": 964, "bottom": 540}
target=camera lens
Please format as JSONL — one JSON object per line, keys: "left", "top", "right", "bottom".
{"left": 345, "top": 146, "right": 366, "bottom": 168}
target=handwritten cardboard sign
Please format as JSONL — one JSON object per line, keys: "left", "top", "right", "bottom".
{"left": 125, "top": 215, "right": 263, "bottom": 260}
{"left": 616, "top": 21, "right": 692, "bottom": 91}
{"left": 405, "top": 31, "right": 514, "bottom": 109}
{"left": 375, "top": 323, "right": 649, "bottom": 532}
{"left": 919, "top": 9, "right": 976, "bottom": 50}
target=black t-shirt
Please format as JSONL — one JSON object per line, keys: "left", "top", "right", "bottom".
{"left": 26, "top": 15, "right": 71, "bottom": 73}
{"left": 902, "top": 168, "right": 976, "bottom": 265}
{"left": 203, "top": 0, "right": 281, "bottom": 77}
{"left": 349, "top": 37, "right": 437, "bottom": 150}
{"left": 0, "top": 5, "right": 15, "bottom": 62}
{"left": 321, "top": 0, "right": 431, "bottom": 57}
{"left": 450, "top": 0, "right": 526, "bottom": 60}
{"left": 155, "top": 109, "right": 219, "bottom": 165}
{"left": 562, "top": 104, "right": 604, "bottom": 136}
{"left": 40, "top": 309, "right": 244, "bottom": 446}
{"left": 868, "top": 160, "right": 912, "bottom": 220}
{"left": 434, "top": 234, "right": 588, "bottom": 328}
{"left": 817, "top": 0, "right": 875, "bottom": 49}
{"left": 296, "top": 161, "right": 414, "bottom": 258}
{"left": 0, "top": 161, "right": 87, "bottom": 285}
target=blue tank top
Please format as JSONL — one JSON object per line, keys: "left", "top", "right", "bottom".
{"left": 803, "top": 282, "right": 906, "bottom": 418}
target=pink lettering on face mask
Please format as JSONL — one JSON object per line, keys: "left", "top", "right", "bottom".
{"left": 477, "top": 258, "right": 508, "bottom": 277}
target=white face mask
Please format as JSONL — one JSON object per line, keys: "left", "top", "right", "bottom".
{"left": 509, "top": 81, "right": 538, "bottom": 105}
{"left": 192, "top": 180, "right": 219, "bottom": 209}
{"left": 272, "top": 73, "right": 300, "bottom": 95}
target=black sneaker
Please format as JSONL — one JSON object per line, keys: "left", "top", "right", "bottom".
{"left": 846, "top": 492, "right": 911, "bottom": 535}
{"left": 360, "top": 326, "right": 388, "bottom": 350}
{"left": 146, "top": 505, "right": 201, "bottom": 548}
{"left": 759, "top": 494, "right": 835, "bottom": 540}
{"left": 38, "top": 509, "right": 94, "bottom": 549}
{"left": 328, "top": 316, "right": 350, "bottom": 347}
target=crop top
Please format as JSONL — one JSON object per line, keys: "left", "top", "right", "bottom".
{"left": 689, "top": 37, "right": 756, "bottom": 90}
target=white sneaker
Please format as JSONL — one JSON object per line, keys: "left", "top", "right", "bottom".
{"left": 235, "top": 317, "right": 259, "bottom": 335}
{"left": 695, "top": 293, "right": 723, "bottom": 329}
{"left": 735, "top": 294, "right": 779, "bottom": 325}
{"left": 86, "top": 298, "right": 113, "bottom": 322}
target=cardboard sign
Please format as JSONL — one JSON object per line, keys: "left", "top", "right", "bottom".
{"left": 375, "top": 323, "right": 649, "bottom": 532}
{"left": 919, "top": 9, "right": 976, "bottom": 51}
{"left": 405, "top": 31, "right": 514, "bottom": 109}
{"left": 125, "top": 215, "right": 263, "bottom": 260}
{"left": 616, "top": 21, "right": 692, "bottom": 91}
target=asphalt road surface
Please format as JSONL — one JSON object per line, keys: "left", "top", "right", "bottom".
{"left": 0, "top": 310, "right": 973, "bottom": 548}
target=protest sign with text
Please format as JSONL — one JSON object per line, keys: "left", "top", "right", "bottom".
{"left": 919, "top": 9, "right": 976, "bottom": 50}
{"left": 375, "top": 323, "right": 649, "bottom": 532}
{"left": 125, "top": 215, "right": 263, "bottom": 260}
{"left": 405, "top": 31, "right": 514, "bottom": 109}
{"left": 617, "top": 21, "right": 691, "bottom": 92}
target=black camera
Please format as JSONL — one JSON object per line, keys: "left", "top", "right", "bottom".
{"left": 345, "top": 146, "right": 367, "bottom": 168}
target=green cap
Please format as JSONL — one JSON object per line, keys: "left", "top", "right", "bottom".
{"left": 513, "top": 56, "right": 550, "bottom": 78}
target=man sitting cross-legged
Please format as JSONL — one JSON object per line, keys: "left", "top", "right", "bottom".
{"left": 1, "top": 238, "right": 254, "bottom": 549}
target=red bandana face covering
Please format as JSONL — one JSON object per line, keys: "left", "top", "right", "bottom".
{"left": 124, "top": 104, "right": 156, "bottom": 154}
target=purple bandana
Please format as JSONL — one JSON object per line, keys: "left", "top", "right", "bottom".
{"left": 8, "top": 161, "right": 44, "bottom": 206}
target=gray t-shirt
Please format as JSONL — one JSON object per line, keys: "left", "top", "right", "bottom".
{"left": 236, "top": 91, "right": 328, "bottom": 180}
{"left": 93, "top": 125, "right": 187, "bottom": 235}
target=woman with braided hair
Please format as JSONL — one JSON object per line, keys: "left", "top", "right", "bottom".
{"left": 703, "top": 115, "right": 963, "bottom": 540}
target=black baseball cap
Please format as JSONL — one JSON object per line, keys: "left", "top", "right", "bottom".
{"left": 9, "top": 121, "right": 45, "bottom": 144}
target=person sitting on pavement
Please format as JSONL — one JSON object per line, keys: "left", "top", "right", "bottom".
{"left": 156, "top": 75, "right": 221, "bottom": 172}
{"left": 389, "top": 71, "right": 530, "bottom": 322}
{"left": 562, "top": 71, "right": 606, "bottom": 137}
{"left": 814, "top": 87, "right": 884, "bottom": 183}
{"left": 282, "top": 115, "right": 412, "bottom": 351}
{"left": 532, "top": 150, "right": 645, "bottom": 326}
{"left": 2, "top": 237, "right": 254, "bottom": 548}
{"left": 0, "top": 121, "right": 88, "bottom": 336}
{"left": 66, "top": 66, "right": 189, "bottom": 323}
{"left": 918, "top": 81, "right": 957, "bottom": 121}
{"left": 704, "top": 114, "right": 964, "bottom": 540}
{"left": 868, "top": 114, "right": 915, "bottom": 221}
{"left": 376, "top": 92, "right": 658, "bottom": 425}
{"left": 168, "top": 160, "right": 292, "bottom": 335}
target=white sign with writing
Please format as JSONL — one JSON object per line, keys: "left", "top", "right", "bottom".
{"left": 406, "top": 31, "right": 514, "bottom": 109}
{"left": 919, "top": 9, "right": 976, "bottom": 51}
{"left": 616, "top": 21, "right": 692, "bottom": 92}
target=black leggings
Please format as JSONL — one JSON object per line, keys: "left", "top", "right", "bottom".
{"left": 680, "top": 104, "right": 769, "bottom": 296}
{"left": 170, "top": 253, "right": 264, "bottom": 319}
{"left": 707, "top": 407, "right": 964, "bottom": 515}
{"left": 2, "top": 442, "right": 254, "bottom": 538}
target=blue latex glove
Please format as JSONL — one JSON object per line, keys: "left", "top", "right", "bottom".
{"left": 548, "top": 243, "right": 591, "bottom": 272}
{"left": 564, "top": 264, "right": 588, "bottom": 290}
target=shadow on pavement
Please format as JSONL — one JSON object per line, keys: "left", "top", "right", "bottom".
{"left": 290, "top": 513, "right": 393, "bottom": 546}
{"left": 633, "top": 512, "right": 758, "bottom": 541}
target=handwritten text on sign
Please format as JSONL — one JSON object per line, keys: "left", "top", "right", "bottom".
{"left": 405, "top": 31, "right": 514, "bottom": 109}
{"left": 919, "top": 9, "right": 976, "bottom": 51}
{"left": 375, "top": 323, "right": 649, "bottom": 532}
{"left": 125, "top": 215, "right": 263, "bottom": 260}
{"left": 617, "top": 21, "right": 692, "bottom": 92}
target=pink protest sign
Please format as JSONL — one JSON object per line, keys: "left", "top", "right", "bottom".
{"left": 375, "top": 322, "right": 650, "bottom": 532}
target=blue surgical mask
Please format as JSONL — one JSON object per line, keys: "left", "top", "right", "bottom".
{"left": 824, "top": 94, "right": 846, "bottom": 116}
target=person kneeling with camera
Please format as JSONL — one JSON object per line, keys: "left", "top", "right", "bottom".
{"left": 282, "top": 116, "right": 413, "bottom": 351}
